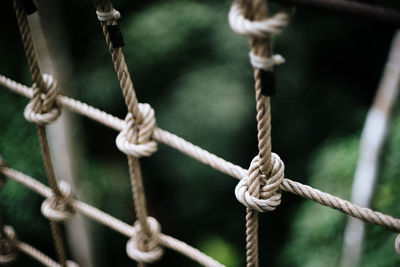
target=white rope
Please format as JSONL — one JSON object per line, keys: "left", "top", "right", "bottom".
{"left": 41, "top": 180, "right": 75, "bottom": 222}
{"left": 235, "top": 153, "right": 284, "bottom": 212}
{"left": 96, "top": 9, "right": 120, "bottom": 21}
{"left": 249, "top": 52, "right": 285, "bottom": 70}
{"left": 126, "top": 217, "right": 164, "bottom": 263}
{"left": 1, "top": 75, "right": 400, "bottom": 232}
{"left": 2, "top": 75, "right": 400, "bottom": 259}
{"left": 2, "top": 166, "right": 225, "bottom": 267}
{"left": 229, "top": 2, "right": 291, "bottom": 71}
{"left": 395, "top": 234, "right": 400, "bottom": 255}
{"left": 228, "top": 2, "right": 291, "bottom": 38}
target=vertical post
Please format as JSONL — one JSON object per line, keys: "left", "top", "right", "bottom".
{"left": 341, "top": 31, "right": 400, "bottom": 267}
{"left": 28, "top": 2, "right": 94, "bottom": 266}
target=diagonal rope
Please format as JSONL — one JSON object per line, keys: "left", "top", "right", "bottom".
{"left": 1, "top": 75, "right": 399, "bottom": 233}
{"left": 1, "top": 166, "right": 224, "bottom": 267}
{"left": 3, "top": 0, "right": 400, "bottom": 265}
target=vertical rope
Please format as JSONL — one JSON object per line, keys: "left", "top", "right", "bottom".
{"left": 93, "top": 1, "right": 155, "bottom": 265}
{"left": 93, "top": 0, "right": 142, "bottom": 123}
{"left": 93, "top": 0, "right": 150, "bottom": 232}
{"left": 12, "top": 1, "right": 67, "bottom": 265}
{"left": 238, "top": 1, "right": 273, "bottom": 266}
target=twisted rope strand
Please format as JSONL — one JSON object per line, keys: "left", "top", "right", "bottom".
{"left": 1, "top": 167, "right": 224, "bottom": 267}
{"left": 17, "top": 241, "right": 63, "bottom": 267}
{"left": 93, "top": 0, "right": 163, "bottom": 264}
{"left": 235, "top": 0, "right": 277, "bottom": 265}
{"left": 12, "top": 1, "right": 70, "bottom": 265}
{"left": 1, "top": 75, "right": 399, "bottom": 233}
{"left": 5, "top": 0, "right": 400, "bottom": 263}
{"left": 12, "top": 0, "right": 45, "bottom": 94}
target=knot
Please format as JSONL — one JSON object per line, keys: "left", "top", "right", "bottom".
{"left": 24, "top": 74, "right": 60, "bottom": 125}
{"left": 249, "top": 52, "right": 285, "bottom": 71}
{"left": 41, "top": 180, "right": 75, "bottom": 222}
{"left": 229, "top": 2, "right": 291, "bottom": 39}
{"left": 0, "top": 226, "right": 18, "bottom": 264}
{"left": 116, "top": 103, "right": 158, "bottom": 158}
{"left": 96, "top": 9, "right": 121, "bottom": 21}
{"left": 229, "top": 2, "right": 291, "bottom": 71}
{"left": 66, "top": 260, "right": 80, "bottom": 267}
{"left": 126, "top": 217, "right": 163, "bottom": 263}
{"left": 235, "top": 153, "right": 285, "bottom": 212}
{"left": 396, "top": 234, "right": 400, "bottom": 255}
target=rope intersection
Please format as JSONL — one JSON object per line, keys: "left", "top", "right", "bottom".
{"left": 0, "top": 0, "right": 400, "bottom": 266}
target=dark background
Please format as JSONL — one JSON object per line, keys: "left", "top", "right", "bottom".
{"left": 0, "top": 0, "right": 400, "bottom": 266}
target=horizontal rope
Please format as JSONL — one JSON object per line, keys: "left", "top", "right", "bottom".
{"left": 1, "top": 75, "right": 400, "bottom": 232}
{"left": 1, "top": 167, "right": 224, "bottom": 267}
{"left": 272, "top": 0, "right": 400, "bottom": 27}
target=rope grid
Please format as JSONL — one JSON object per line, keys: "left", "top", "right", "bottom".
{"left": 1, "top": 0, "right": 400, "bottom": 266}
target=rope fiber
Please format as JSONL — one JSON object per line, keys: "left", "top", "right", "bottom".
{"left": 1, "top": 0, "right": 400, "bottom": 266}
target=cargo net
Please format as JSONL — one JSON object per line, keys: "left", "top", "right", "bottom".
{"left": 1, "top": 0, "right": 400, "bottom": 266}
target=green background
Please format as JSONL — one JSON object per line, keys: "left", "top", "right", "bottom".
{"left": 0, "top": 0, "right": 399, "bottom": 266}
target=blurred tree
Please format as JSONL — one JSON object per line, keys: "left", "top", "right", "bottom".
{"left": 0, "top": 0, "right": 399, "bottom": 266}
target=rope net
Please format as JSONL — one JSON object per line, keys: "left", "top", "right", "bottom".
{"left": 0, "top": 0, "right": 399, "bottom": 266}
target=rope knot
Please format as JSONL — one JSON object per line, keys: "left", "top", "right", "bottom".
{"left": 66, "top": 260, "right": 80, "bottom": 267}
{"left": 41, "top": 180, "right": 75, "bottom": 222}
{"left": 229, "top": 2, "right": 291, "bottom": 39}
{"left": 249, "top": 52, "right": 285, "bottom": 70}
{"left": 96, "top": 9, "right": 121, "bottom": 22}
{"left": 24, "top": 74, "right": 60, "bottom": 125}
{"left": 126, "top": 217, "right": 164, "bottom": 263}
{"left": 116, "top": 103, "right": 158, "bottom": 158}
{"left": 235, "top": 153, "right": 285, "bottom": 212}
{"left": 229, "top": 2, "right": 291, "bottom": 70}
{"left": 0, "top": 226, "right": 18, "bottom": 264}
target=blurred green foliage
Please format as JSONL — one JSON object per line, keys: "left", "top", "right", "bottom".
{"left": 281, "top": 111, "right": 400, "bottom": 267}
{"left": 0, "top": 0, "right": 400, "bottom": 266}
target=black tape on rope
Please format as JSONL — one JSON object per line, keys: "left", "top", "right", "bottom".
{"left": 20, "top": 0, "right": 37, "bottom": 15}
{"left": 107, "top": 25, "right": 125, "bottom": 48}
{"left": 260, "top": 70, "right": 276, "bottom": 96}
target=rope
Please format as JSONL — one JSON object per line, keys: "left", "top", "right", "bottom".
{"left": 12, "top": 1, "right": 72, "bottom": 265}
{"left": 1, "top": 75, "right": 400, "bottom": 233}
{"left": 2, "top": 0, "right": 400, "bottom": 262}
{"left": 17, "top": 241, "right": 78, "bottom": 267}
{"left": 272, "top": 0, "right": 400, "bottom": 28}
{"left": 0, "top": 224, "right": 78, "bottom": 267}
{"left": 0, "top": 165, "right": 73, "bottom": 267}
{"left": 229, "top": 0, "right": 291, "bottom": 265}
{"left": 1, "top": 166, "right": 224, "bottom": 267}
{"left": 0, "top": 225, "right": 18, "bottom": 264}
{"left": 93, "top": 0, "right": 164, "bottom": 264}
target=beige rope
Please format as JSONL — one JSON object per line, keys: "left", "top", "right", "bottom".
{"left": 1, "top": 166, "right": 224, "bottom": 267}
{"left": 0, "top": 224, "right": 78, "bottom": 267}
{"left": 3, "top": 0, "right": 400, "bottom": 263}
{"left": 17, "top": 241, "right": 79, "bottom": 267}
{"left": 0, "top": 225, "right": 18, "bottom": 264}
{"left": 12, "top": 1, "right": 74, "bottom": 265}
{"left": 92, "top": 0, "right": 166, "bottom": 264}
{"left": 229, "top": 0, "right": 292, "bottom": 265}
{"left": 1, "top": 75, "right": 400, "bottom": 233}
